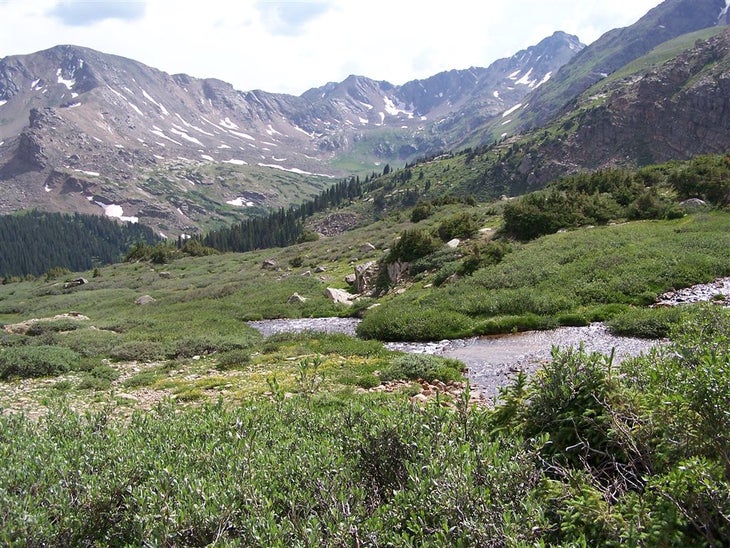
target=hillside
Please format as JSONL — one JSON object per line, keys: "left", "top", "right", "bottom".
{"left": 482, "top": 0, "right": 730, "bottom": 140}
{"left": 1, "top": 156, "right": 730, "bottom": 544}
{"left": 445, "top": 26, "right": 730, "bottom": 198}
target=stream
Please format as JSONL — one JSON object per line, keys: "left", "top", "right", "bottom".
{"left": 248, "top": 318, "right": 659, "bottom": 399}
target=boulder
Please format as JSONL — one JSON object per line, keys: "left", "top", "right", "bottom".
{"left": 387, "top": 259, "right": 409, "bottom": 285}
{"left": 360, "top": 242, "right": 376, "bottom": 253}
{"left": 354, "top": 261, "right": 378, "bottom": 293}
{"left": 344, "top": 273, "right": 357, "bottom": 285}
{"left": 301, "top": 270, "right": 312, "bottom": 277}
{"left": 287, "top": 293, "right": 307, "bottom": 304}
{"left": 63, "top": 277, "right": 88, "bottom": 289}
{"left": 134, "top": 294, "right": 156, "bottom": 305}
{"left": 261, "top": 259, "right": 278, "bottom": 270}
{"left": 679, "top": 198, "right": 708, "bottom": 210}
{"left": 314, "top": 266, "right": 327, "bottom": 273}
{"left": 324, "top": 287, "right": 355, "bottom": 305}
{"left": 159, "top": 271, "right": 172, "bottom": 279}
{"left": 446, "top": 238, "right": 460, "bottom": 249}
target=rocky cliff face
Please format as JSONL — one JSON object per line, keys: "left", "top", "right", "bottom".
{"left": 473, "top": 27, "right": 730, "bottom": 196}
{"left": 565, "top": 28, "right": 730, "bottom": 167}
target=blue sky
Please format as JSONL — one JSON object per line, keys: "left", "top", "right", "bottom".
{"left": 1, "top": 0, "right": 664, "bottom": 95}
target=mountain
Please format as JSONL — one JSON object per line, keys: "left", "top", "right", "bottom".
{"left": 454, "top": 25, "right": 730, "bottom": 199}
{"left": 479, "top": 0, "right": 730, "bottom": 141}
{"left": 0, "top": 34, "right": 582, "bottom": 235}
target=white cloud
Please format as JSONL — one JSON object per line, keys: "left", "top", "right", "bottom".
{"left": 49, "top": 0, "right": 147, "bottom": 26}
{"left": 0, "top": 0, "right": 663, "bottom": 95}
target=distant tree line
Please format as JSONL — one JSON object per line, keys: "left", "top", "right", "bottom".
{"left": 198, "top": 175, "right": 367, "bottom": 252}
{"left": 0, "top": 211, "right": 160, "bottom": 278}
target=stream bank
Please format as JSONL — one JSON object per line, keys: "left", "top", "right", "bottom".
{"left": 248, "top": 318, "right": 658, "bottom": 400}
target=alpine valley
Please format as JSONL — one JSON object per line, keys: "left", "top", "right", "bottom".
{"left": 4, "top": 1, "right": 730, "bottom": 544}
{"left": 2, "top": 0, "right": 729, "bottom": 238}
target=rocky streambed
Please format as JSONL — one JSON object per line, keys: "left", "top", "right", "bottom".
{"left": 248, "top": 318, "right": 658, "bottom": 400}
{"left": 249, "top": 277, "right": 730, "bottom": 399}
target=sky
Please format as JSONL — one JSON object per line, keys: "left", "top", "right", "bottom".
{"left": 0, "top": 0, "right": 663, "bottom": 96}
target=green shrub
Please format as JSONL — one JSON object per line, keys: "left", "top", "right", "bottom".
{"left": 556, "top": 312, "right": 590, "bottom": 327}
{"left": 433, "top": 262, "right": 461, "bottom": 286}
{"left": 408, "top": 247, "right": 461, "bottom": 276}
{"left": 215, "top": 350, "right": 252, "bottom": 370}
{"left": 379, "top": 354, "right": 464, "bottom": 383}
{"left": 386, "top": 229, "right": 440, "bottom": 263}
{"left": 56, "top": 329, "right": 120, "bottom": 358}
{"left": 355, "top": 374, "right": 380, "bottom": 389}
{"left": 410, "top": 201, "right": 433, "bottom": 223}
{"left": 437, "top": 212, "right": 479, "bottom": 241}
{"left": 476, "top": 314, "right": 559, "bottom": 335}
{"left": 0, "top": 345, "right": 80, "bottom": 379}
{"left": 122, "top": 370, "right": 161, "bottom": 389}
{"left": 357, "top": 305, "right": 472, "bottom": 341}
{"left": 0, "top": 332, "right": 29, "bottom": 347}
{"left": 171, "top": 335, "right": 252, "bottom": 359}
{"left": 606, "top": 306, "right": 684, "bottom": 338}
{"left": 25, "top": 319, "right": 84, "bottom": 336}
{"left": 110, "top": 341, "right": 167, "bottom": 362}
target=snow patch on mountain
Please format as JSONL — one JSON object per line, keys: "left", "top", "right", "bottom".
{"left": 536, "top": 71, "right": 552, "bottom": 87}
{"left": 223, "top": 159, "right": 247, "bottom": 165}
{"left": 228, "top": 129, "right": 256, "bottom": 141}
{"left": 226, "top": 197, "right": 254, "bottom": 207}
{"left": 259, "top": 163, "right": 333, "bottom": 177}
{"left": 266, "top": 124, "right": 282, "bottom": 136}
{"left": 96, "top": 202, "right": 138, "bottom": 223}
{"left": 74, "top": 169, "right": 99, "bottom": 177}
{"left": 502, "top": 103, "right": 523, "bottom": 117}
{"left": 515, "top": 68, "right": 536, "bottom": 86}
{"left": 383, "top": 96, "right": 412, "bottom": 118}
{"left": 0, "top": 100, "right": 7, "bottom": 107}
{"left": 720, "top": 0, "right": 730, "bottom": 21}
{"left": 150, "top": 127, "right": 182, "bottom": 146}
{"left": 56, "top": 68, "right": 75, "bottom": 90}
{"left": 142, "top": 89, "right": 170, "bottom": 116}
{"left": 170, "top": 126, "right": 204, "bottom": 146}
{"left": 126, "top": 101, "right": 144, "bottom": 116}
{"left": 219, "top": 117, "right": 239, "bottom": 129}
{"left": 174, "top": 114, "right": 214, "bottom": 136}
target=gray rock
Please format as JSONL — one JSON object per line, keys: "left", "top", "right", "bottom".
{"left": 324, "top": 287, "right": 355, "bottom": 305}
{"left": 360, "top": 242, "right": 376, "bottom": 253}
{"left": 679, "top": 198, "right": 708, "bottom": 210}
{"left": 387, "top": 259, "right": 409, "bottom": 285}
{"left": 446, "top": 238, "right": 460, "bottom": 249}
{"left": 63, "top": 277, "right": 88, "bottom": 289}
{"left": 159, "top": 271, "right": 172, "bottom": 279}
{"left": 287, "top": 293, "right": 307, "bottom": 304}
{"left": 261, "top": 259, "right": 278, "bottom": 270}
{"left": 345, "top": 273, "right": 357, "bottom": 285}
{"left": 134, "top": 294, "right": 156, "bottom": 305}
{"left": 355, "top": 261, "right": 378, "bottom": 293}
